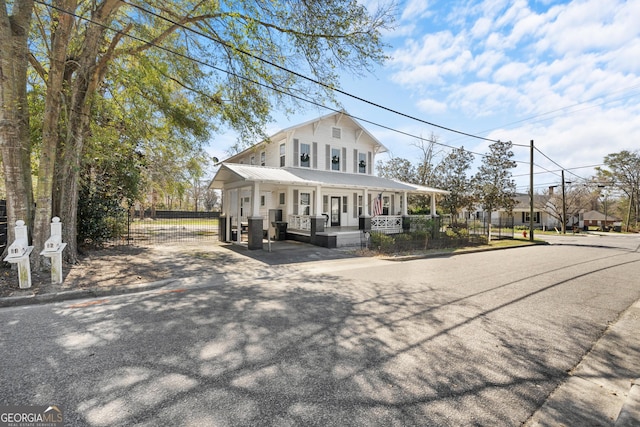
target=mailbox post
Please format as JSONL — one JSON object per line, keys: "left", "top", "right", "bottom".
{"left": 40, "top": 217, "right": 67, "bottom": 284}
{"left": 3, "top": 220, "right": 34, "bottom": 289}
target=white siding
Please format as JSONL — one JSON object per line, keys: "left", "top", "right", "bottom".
{"left": 252, "top": 116, "right": 380, "bottom": 172}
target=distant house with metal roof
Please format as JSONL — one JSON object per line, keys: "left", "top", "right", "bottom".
{"left": 209, "top": 110, "right": 448, "bottom": 249}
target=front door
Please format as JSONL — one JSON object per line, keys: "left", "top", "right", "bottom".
{"left": 331, "top": 197, "right": 340, "bottom": 226}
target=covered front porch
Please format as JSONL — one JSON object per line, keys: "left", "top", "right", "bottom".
{"left": 210, "top": 163, "right": 448, "bottom": 250}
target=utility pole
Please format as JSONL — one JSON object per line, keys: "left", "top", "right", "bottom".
{"left": 561, "top": 169, "right": 566, "bottom": 234}
{"left": 529, "top": 140, "right": 534, "bottom": 241}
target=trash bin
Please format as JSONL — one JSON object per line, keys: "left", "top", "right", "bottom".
{"left": 272, "top": 221, "right": 287, "bottom": 240}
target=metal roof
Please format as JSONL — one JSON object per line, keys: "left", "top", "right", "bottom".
{"left": 210, "top": 163, "right": 449, "bottom": 195}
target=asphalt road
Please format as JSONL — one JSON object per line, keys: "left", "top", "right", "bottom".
{"left": 1, "top": 235, "right": 639, "bottom": 426}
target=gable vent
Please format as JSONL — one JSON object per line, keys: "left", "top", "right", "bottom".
{"left": 332, "top": 127, "right": 341, "bottom": 139}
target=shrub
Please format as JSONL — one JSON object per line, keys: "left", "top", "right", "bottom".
{"left": 370, "top": 232, "right": 395, "bottom": 254}
{"left": 393, "top": 233, "right": 413, "bottom": 251}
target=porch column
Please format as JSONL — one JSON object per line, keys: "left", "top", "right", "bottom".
{"left": 248, "top": 182, "right": 263, "bottom": 250}
{"left": 363, "top": 188, "right": 369, "bottom": 215}
{"left": 219, "top": 190, "right": 227, "bottom": 242}
{"left": 287, "top": 187, "right": 295, "bottom": 219}
{"left": 310, "top": 184, "right": 325, "bottom": 246}
{"left": 314, "top": 184, "right": 322, "bottom": 216}
{"left": 402, "top": 192, "right": 408, "bottom": 215}
{"left": 402, "top": 190, "right": 410, "bottom": 232}
{"left": 236, "top": 188, "right": 242, "bottom": 244}
{"left": 431, "top": 192, "right": 438, "bottom": 218}
{"left": 251, "top": 182, "right": 261, "bottom": 216}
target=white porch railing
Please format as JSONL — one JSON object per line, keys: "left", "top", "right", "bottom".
{"left": 372, "top": 215, "right": 403, "bottom": 234}
{"left": 288, "top": 215, "right": 311, "bottom": 231}
{"left": 287, "top": 214, "right": 405, "bottom": 233}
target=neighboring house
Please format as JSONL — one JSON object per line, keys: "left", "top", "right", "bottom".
{"left": 579, "top": 210, "right": 622, "bottom": 230}
{"left": 461, "top": 194, "right": 557, "bottom": 230}
{"left": 209, "top": 110, "right": 449, "bottom": 249}
{"left": 509, "top": 194, "right": 558, "bottom": 230}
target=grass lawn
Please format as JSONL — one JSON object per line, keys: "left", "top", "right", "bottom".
{"left": 130, "top": 218, "right": 219, "bottom": 227}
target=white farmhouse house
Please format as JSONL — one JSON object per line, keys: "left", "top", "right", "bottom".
{"left": 209, "top": 111, "right": 449, "bottom": 249}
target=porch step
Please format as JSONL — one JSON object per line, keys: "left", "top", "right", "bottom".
{"left": 335, "top": 231, "right": 365, "bottom": 248}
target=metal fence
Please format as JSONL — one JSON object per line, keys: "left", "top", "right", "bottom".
{"left": 105, "top": 210, "right": 220, "bottom": 246}
{"left": 367, "top": 215, "right": 514, "bottom": 254}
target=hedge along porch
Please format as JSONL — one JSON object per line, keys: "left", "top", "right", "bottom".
{"left": 210, "top": 163, "right": 449, "bottom": 249}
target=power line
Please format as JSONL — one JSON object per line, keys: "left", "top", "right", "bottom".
{"left": 119, "top": 0, "right": 507, "bottom": 145}
{"left": 31, "top": 0, "right": 508, "bottom": 159}
{"left": 35, "top": 0, "right": 605, "bottom": 183}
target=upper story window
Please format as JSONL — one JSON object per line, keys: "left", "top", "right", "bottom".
{"left": 260, "top": 151, "right": 266, "bottom": 166}
{"left": 250, "top": 155, "right": 256, "bottom": 165}
{"left": 300, "top": 143, "right": 311, "bottom": 167}
{"left": 358, "top": 152, "right": 367, "bottom": 174}
{"left": 331, "top": 148, "right": 340, "bottom": 171}
{"left": 332, "top": 127, "right": 341, "bottom": 139}
{"left": 279, "top": 143, "right": 285, "bottom": 167}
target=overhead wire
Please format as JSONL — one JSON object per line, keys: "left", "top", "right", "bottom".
{"left": 32, "top": 0, "right": 508, "bottom": 159}
{"left": 119, "top": 0, "right": 511, "bottom": 145}
{"left": 34, "top": 0, "right": 605, "bottom": 183}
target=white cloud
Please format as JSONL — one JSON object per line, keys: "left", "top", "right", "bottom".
{"left": 400, "top": 0, "right": 433, "bottom": 21}
{"left": 416, "top": 98, "right": 448, "bottom": 114}
{"left": 317, "top": 0, "right": 640, "bottom": 184}
{"left": 493, "top": 62, "right": 530, "bottom": 83}
{"left": 470, "top": 17, "right": 492, "bottom": 39}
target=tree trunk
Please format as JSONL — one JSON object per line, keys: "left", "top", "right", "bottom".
{"left": 0, "top": 0, "right": 35, "bottom": 251}
{"left": 50, "top": 0, "right": 122, "bottom": 263}
{"left": 32, "top": 0, "right": 77, "bottom": 269}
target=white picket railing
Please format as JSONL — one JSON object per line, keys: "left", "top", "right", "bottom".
{"left": 288, "top": 214, "right": 405, "bottom": 233}
{"left": 372, "top": 215, "right": 403, "bottom": 234}
{"left": 288, "top": 215, "right": 311, "bottom": 231}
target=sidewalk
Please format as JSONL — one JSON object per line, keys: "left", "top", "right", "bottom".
{"left": 0, "top": 240, "right": 638, "bottom": 425}
{"left": 524, "top": 299, "right": 640, "bottom": 426}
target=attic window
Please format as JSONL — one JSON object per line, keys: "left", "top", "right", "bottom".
{"left": 332, "top": 127, "right": 341, "bottom": 139}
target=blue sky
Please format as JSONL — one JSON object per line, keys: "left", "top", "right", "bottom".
{"left": 210, "top": 0, "right": 640, "bottom": 192}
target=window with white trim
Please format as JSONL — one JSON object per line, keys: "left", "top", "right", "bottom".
{"left": 279, "top": 143, "right": 285, "bottom": 167}
{"left": 331, "top": 148, "right": 340, "bottom": 171}
{"left": 358, "top": 152, "right": 367, "bottom": 174}
{"left": 300, "top": 192, "right": 311, "bottom": 215}
{"left": 300, "top": 143, "right": 311, "bottom": 168}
